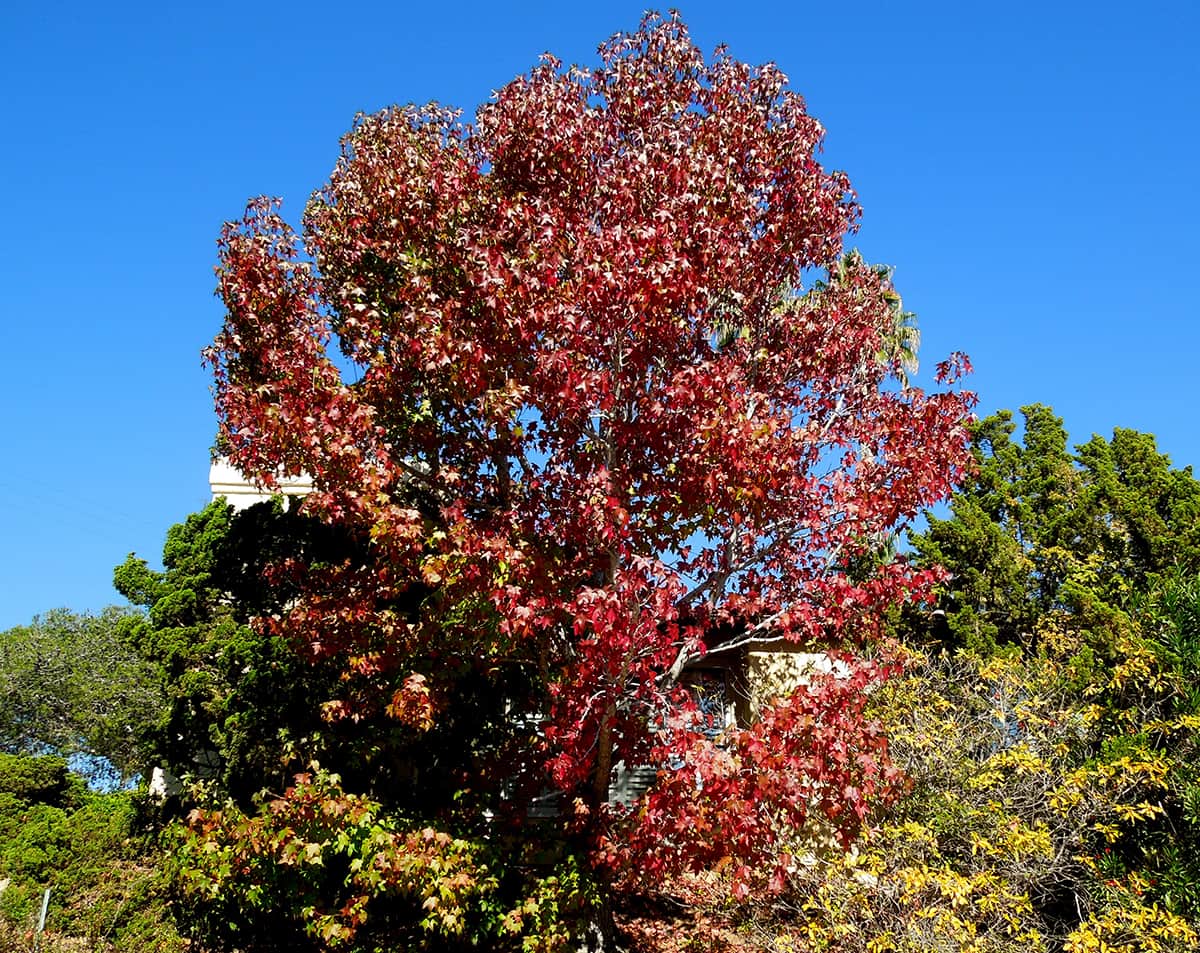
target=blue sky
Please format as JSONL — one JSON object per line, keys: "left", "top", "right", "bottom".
{"left": 2, "top": 1, "right": 1198, "bottom": 628}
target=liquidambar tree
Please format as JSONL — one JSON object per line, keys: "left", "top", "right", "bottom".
{"left": 203, "top": 13, "right": 976, "bottom": 947}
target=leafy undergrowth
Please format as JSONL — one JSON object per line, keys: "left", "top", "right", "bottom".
{"left": 616, "top": 879, "right": 769, "bottom": 953}
{"left": 0, "top": 754, "right": 187, "bottom": 952}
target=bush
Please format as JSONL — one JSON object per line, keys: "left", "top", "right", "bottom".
{"left": 0, "top": 755, "right": 186, "bottom": 951}
{"left": 0, "top": 754, "right": 78, "bottom": 807}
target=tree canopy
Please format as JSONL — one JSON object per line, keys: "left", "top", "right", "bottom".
{"left": 0, "top": 607, "right": 160, "bottom": 785}
{"left": 910, "top": 404, "right": 1200, "bottom": 656}
{"left": 196, "top": 13, "right": 975, "bottom": 947}
{"left": 112, "top": 498, "right": 370, "bottom": 805}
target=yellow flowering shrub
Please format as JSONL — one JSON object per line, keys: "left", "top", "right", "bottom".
{"left": 662, "top": 642, "right": 1198, "bottom": 952}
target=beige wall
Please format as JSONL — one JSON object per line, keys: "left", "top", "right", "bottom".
{"left": 745, "top": 648, "right": 849, "bottom": 719}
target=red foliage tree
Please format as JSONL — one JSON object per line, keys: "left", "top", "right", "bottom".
{"left": 205, "top": 10, "right": 974, "bottom": 917}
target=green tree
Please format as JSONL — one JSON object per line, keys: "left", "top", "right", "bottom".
{"left": 113, "top": 498, "right": 360, "bottom": 805}
{"left": 910, "top": 405, "right": 1200, "bottom": 656}
{"left": 0, "top": 607, "right": 160, "bottom": 785}
{"left": 1136, "top": 571, "right": 1200, "bottom": 918}
{"left": 1075, "top": 428, "right": 1200, "bottom": 597}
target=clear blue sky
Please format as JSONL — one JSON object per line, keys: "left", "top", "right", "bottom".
{"left": 2, "top": 1, "right": 1197, "bottom": 628}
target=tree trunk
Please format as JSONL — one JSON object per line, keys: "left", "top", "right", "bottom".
{"left": 577, "top": 891, "right": 622, "bottom": 952}
{"left": 582, "top": 706, "right": 623, "bottom": 951}
{"left": 592, "top": 709, "right": 616, "bottom": 807}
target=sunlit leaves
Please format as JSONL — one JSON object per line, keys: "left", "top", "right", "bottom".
{"left": 203, "top": 11, "right": 976, "bottom": 932}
